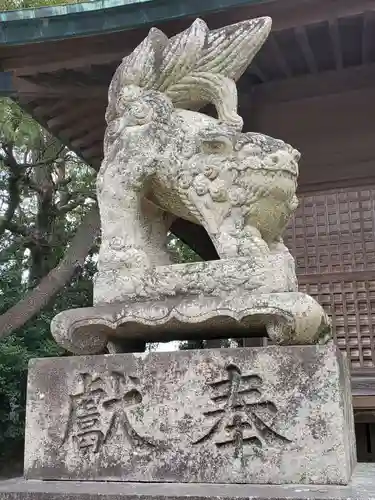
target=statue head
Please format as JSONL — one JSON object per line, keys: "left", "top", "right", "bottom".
{"left": 102, "top": 16, "right": 299, "bottom": 243}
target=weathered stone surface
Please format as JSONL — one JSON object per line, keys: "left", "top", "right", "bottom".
{"left": 51, "top": 291, "right": 330, "bottom": 355}
{"left": 49, "top": 16, "right": 332, "bottom": 351}
{"left": 2, "top": 464, "right": 375, "bottom": 500}
{"left": 25, "top": 344, "right": 355, "bottom": 484}
{"left": 94, "top": 252, "right": 298, "bottom": 306}
{"left": 94, "top": 15, "right": 301, "bottom": 304}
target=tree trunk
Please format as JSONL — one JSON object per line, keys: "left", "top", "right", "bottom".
{"left": 0, "top": 206, "right": 100, "bottom": 339}
{"left": 28, "top": 163, "right": 56, "bottom": 285}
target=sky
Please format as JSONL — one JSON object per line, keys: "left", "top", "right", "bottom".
{"left": 154, "top": 341, "right": 179, "bottom": 352}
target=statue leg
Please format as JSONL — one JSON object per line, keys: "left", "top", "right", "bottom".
{"left": 186, "top": 193, "right": 245, "bottom": 259}
{"left": 268, "top": 237, "right": 298, "bottom": 292}
{"left": 196, "top": 204, "right": 269, "bottom": 263}
{"left": 97, "top": 168, "right": 174, "bottom": 271}
{"left": 97, "top": 167, "right": 154, "bottom": 274}
{"left": 140, "top": 197, "right": 175, "bottom": 267}
{"left": 95, "top": 168, "right": 174, "bottom": 305}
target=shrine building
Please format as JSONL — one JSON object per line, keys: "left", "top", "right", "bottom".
{"left": 1, "top": 0, "right": 375, "bottom": 459}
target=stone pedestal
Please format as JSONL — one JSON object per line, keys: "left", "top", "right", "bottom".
{"left": 24, "top": 344, "right": 355, "bottom": 484}
{"left": 1, "top": 465, "right": 374, "bottom": 500}
{"left": 51, "top": 291, "right": 330, "bottom": 355}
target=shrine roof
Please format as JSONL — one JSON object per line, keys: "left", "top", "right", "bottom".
{"left": 0, "top": 0, "right": 266, "bottom": 45}
{"left": 0, "top": 0, "right": 373, "bottom": 178}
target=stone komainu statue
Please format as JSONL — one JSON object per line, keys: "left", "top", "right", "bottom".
{"left": 51, "top": 17, "right": 331, "bottom": 354}
{"left": 96, "top": 17, "right": 300, "bottom": 295}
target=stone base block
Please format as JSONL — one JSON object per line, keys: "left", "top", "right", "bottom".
{"left": 24, "top": 344, "right": 355, "bottom": 484}
{"left": 1, "top": 465, "right": 375, "bottom": 500}
{"left": 51, "top": 292, "right": 330, "bottom": 355}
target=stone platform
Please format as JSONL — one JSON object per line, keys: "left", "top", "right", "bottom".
{"left": 1, "top": 464, "right": 374, "bottom": 500}
{"left": 24, "top": 345, "right": 355, "bottom": 484}
{"left": 51, "top": 292, "right": 330, "bottom": 355}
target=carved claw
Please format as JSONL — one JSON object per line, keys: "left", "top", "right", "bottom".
{"left": 266, "top": 319, "right": 293, "bottom": 345}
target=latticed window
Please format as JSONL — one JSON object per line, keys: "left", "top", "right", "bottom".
{"left": 285, "top": 186, "right": 375, "bottom": 371}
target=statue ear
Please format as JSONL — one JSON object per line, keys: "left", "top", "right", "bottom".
{"left": 106, "top": 28, "right": 168, "bottom": 123}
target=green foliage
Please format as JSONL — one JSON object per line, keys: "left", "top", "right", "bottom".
{"left": 0, "top": 99, "right": 41, "bottom": 146}
{"left": 0, "top": 93, "right": 96, "bottom": 471}
{"left": 0, "top": 259, "right": 96, "bottom": 471}
{"left": 0, "top": 0, "right": 83, "bottom": 11}
{"left": 167, "top": 234, "right": 202, "bottom": 263}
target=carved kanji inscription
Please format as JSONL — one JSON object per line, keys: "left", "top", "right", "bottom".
{"left": 194, "top": 364, "right": 291, "bottom": 457}
{"left": 62, "top": 371, "right": 156, "bottom": 454}
{"left": 25, "top": 347, "right": 354, "bottom": 484}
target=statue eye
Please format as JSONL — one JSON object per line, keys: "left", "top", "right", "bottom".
{"left": 201, "top": 138, "right": 232, "bottom": 154}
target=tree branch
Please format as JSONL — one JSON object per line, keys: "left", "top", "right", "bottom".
{"left": 0, "top": 205, "right": 100, "bottom": 339}
{"left": 0, "top": 238, "right": 25, "bottom": 263}
{"left": 58, "top": 196, "right": 92, "bottom": 214}
{"left": 0, "top": 174, "right": 21, "bottom": 237}
{"left": 0, "top": 144, "right": 24, "bottom": 238}
{"left": 5, "top": 221, "right": 31, "bottom": 239}
{"left": 56, "top": 176, "right": 72, "bottom": 188}
{"left": 24, "top": 176, "right": 45, "bottom": 195}
{"left": 17, "top": 146, "right": 66, "bottom": 170}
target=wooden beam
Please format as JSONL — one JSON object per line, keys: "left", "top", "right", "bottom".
{"left": 362, "top": 11, "right": 374, "bottom": 64}
{"left": 298, "top": 175, "right": 375, "bottom": 194}
{"left": 32, "top": 100, "right": 72, "bottom": 119}
{"left": 298, "top": 270, "right": 375, "bottom": 285}
{"left": 353, "top": 396, "right": 375, "bottom": 410}
{"left": 58, "top": 113, "right": 106, "bottom": 141}
{"left": 0, "top": 0, "right": 372, "bottom": 76}
{"left": 249, "top": 63, "right": 268, "bottom": 82}
{"left": 208, "top": 0, "right": 375, "bottom": 36}
{"left": 329, "top": 19, "right": 343, "bottom": 70}
{"left": 46, "top": 101, "right": 105, "bottom": 131}
{"left": 0, "top": 73, "right": 107, "bottom": 99}
{"left": 13, "top": 51, "right": 123, "bottom": 77}
{"left": 267, "top": 34, "right": 292, "bottom": 77}
{"left": 82, "top": 142, "right": 103, "bottom": 160}
{"left": 251, "top": 63, "right": 375, "bottom": 104}
{"left": 250, "top": 0, "right": 375, "bottom": 32}
{"left": 16, "top": 99, "right": 100, "bottom": 173}
{"left": 294, "top": 26, "right": 318, "bottom": 74}
{"left": 71, "top": 128, "right": 105, "bottom": 149}
{"left": 13, "top": 76, "right": 107, "bottom": 99}
{"left": 354, "top": 410, "right": 375, "bottom": 421}
{"left": 352, "top": 372, "right": 375, "bottom": 399}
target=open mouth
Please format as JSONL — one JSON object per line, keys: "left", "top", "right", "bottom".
{"left": 255, "top": 164, "right": 298, "bottom": 180}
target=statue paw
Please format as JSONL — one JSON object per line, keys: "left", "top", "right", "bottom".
{"left": 266, "top": 319, "right": 293, "bottom": 344}
{"left": 216, "top": 234, "right": 240, "bottom": 258}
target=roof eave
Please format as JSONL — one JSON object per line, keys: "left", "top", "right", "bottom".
{"left": 0, "top": 0, "right": 269, "bottom": 45}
